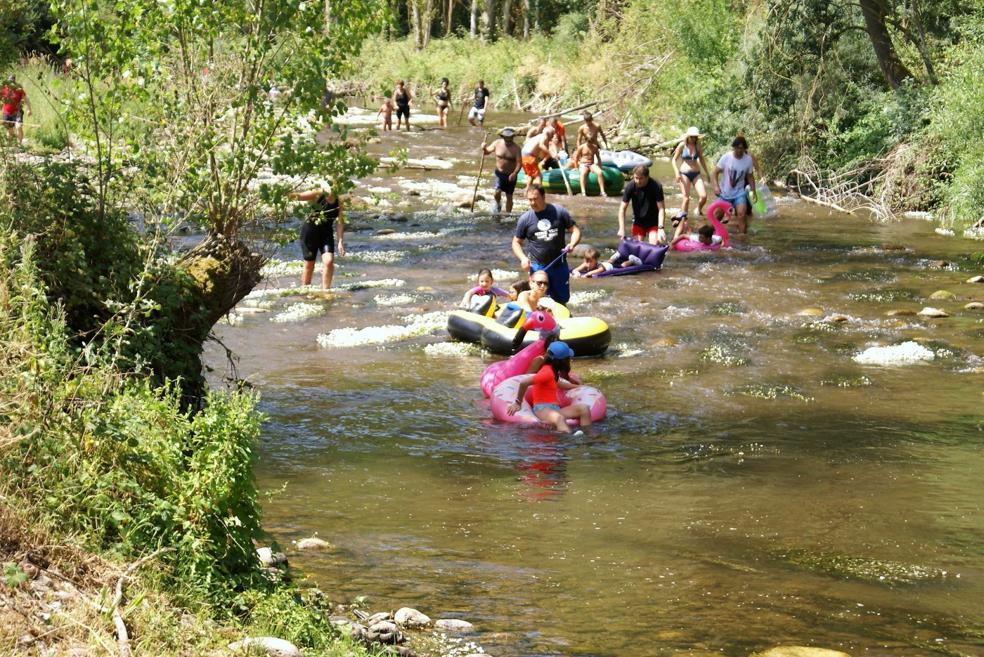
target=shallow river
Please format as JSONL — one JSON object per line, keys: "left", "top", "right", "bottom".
{"left": 208, "top": 114, "right": 984, "bottom": 657}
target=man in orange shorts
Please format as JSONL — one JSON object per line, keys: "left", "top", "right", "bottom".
{"left": 520, "top": 126, "right": 558, "bottom": 187}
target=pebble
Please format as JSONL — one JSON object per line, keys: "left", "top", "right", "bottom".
{"left": 797, "top": 307, "right": 824, "bottom": 317}
{"left": 228, "top": 637, "right": 301, "bottom": 657}
{"left": 375, "top": 228, "right": 396, "bottom": 236}
{"left": 965, "top": 301, "right": 984, "bottom": 310}
{"left": 256, "top": 547, "right": 287, "bottom": 567}
{"left": 416, "top": 286, "right": 435, "bottom": 293}
{"left": 296, "top": 537, "right": 332, "bottom": 551}
{"left": 967, "top": 275, "right": 984, "bottom": 283}
{"left": 825, "top": 314, "right": 850, "bottom": 323}
{"left": 885, "top": 309, "right": 916, "bottom": 316}
{"left": 654, "top": 337, "right": 677, "bottom": 347}
{"left": 434, "top": 618, "right": 475, "bottom": 632}
{"left": 394, "top": 607, "right": 431, "bottom": 627}
{"left": 928, "top": 290, "right": 955, "bottom": 300}
{"left": 928, "top": 260, "right": 950, "bottom": 270}
{"left": 917, "top": 307, "right": 949, "bottom": 318}
{"left": 751, "top": 648, "right": 852, "bottom": 657}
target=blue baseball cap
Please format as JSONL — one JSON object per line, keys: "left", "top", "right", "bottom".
{"left": 547, "top": 341, "right": 574, "bottom": 359}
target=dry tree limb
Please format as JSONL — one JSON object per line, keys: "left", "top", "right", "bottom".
{"left": 110, "top": 547, "right": 175, "bottom": 657}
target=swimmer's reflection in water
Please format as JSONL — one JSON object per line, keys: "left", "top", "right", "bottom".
{"left": 517, "top": 433, "right": 569, "bottom": 502}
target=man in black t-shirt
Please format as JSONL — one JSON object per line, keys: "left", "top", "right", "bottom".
{"left": 468, "top": 80, "right": 491, "bottom": 126}
{"left": 617, "top": 164, "right": 666, "bottom": 245}
{"left": 512, "top": 185, "right": 582, "bottom": 304}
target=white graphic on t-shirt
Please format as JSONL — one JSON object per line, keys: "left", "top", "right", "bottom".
{"left": 534, "top": 218, "right": 558, "bottom": 241}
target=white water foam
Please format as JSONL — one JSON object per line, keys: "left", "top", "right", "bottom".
{"left": 853, "top": 341, "right": 935, "bottom": 366}
{"left": 374, "top": 293, "right": 418, "bottom": 307}
{"left": 345, "top": 250, "right": 408, "bottom": 264}
{"left": 423, "top": 342, "right": 482, "bottom": 357}
{"left": 317, "top": 310, "right": 448, "bottom": 348}
{"left": 271, "top": 302, "right": 326, "bottom": 323}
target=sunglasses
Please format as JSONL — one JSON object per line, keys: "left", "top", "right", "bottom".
{"left": 533, "top": 280, "right": 549, "bottom": 286}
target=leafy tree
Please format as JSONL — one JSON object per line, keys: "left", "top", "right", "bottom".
{"left": 48, "top": 0, "right": 383, "bottom": 399}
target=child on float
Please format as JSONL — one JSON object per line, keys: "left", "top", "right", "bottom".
{"left": 460, "top": 268, "right": 510, "bottom": 307}
{"left": 571, "top": 247, "right": 643, "bottom": 278}
{"left": 670, "top": 223, "right": 722, "bottom": 248}
{"left": 508, "top": 278, "right": 530, "bottom": 301}
{"left": 507, "top": 341, "right": 590, "bottom": 434}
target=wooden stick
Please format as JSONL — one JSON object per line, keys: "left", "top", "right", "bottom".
{"left": 558, "top": 161, "right": 575, "bottom": 197}
{"left": 534, "top": 100, "right": 601, "bottom": 121}
{"left": 471, "top": 131, "right": 489, "bottom": 213}
{"left": 111, "top": 547, "right": 174, "bottom": 657}
{"left": 456, "top": 93, "right": 469, "bottom": 126}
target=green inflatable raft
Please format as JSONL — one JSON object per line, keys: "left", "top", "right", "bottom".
{"left": 517, "top": 164, "right": 624, "bottom": 197}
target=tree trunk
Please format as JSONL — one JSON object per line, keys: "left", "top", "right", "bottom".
{"left": 470, "top": 0, "right": 478, "bottom": 37}
{"left": 410, "top": 0, "right": 423, "bottom": 49}
{"left": 522, "top": 0, "right": 530, "bottom": 39}
{"left": 502, "top": 0, "right": 513, "bottom": 35}
{"left": 422, "top": 0, "right": 434, "bottom": 47}
{"left": 176, "top": 232, "right": 264, "bottom": 404}
{"left": 482, "top": 0, "right": 495, "bottom": 41}
{"left": 324, "top": 0, "right": 331, "bottom": 34}
{"left": 445, "top": 0, "right": 454, "bottom": 36}
{"left": 858, "top": 0, "right": 913, "bottom": 89}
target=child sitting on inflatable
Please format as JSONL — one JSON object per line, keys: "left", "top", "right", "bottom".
{"left": 507, "top": 278, "right": 530, "bottom": 301}
{"left": 671, "top": 224, "right": 722, "bottom": 249}
{"left": 460, "top": 268, "right": 510, "bottom": 308}
{"left": 571, "top": 247, "right": 642, "bottom": 278}
{"left": 507, "top": 341, "right": 591, "bottom": 434}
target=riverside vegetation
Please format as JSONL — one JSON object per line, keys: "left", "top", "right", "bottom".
{"left": 353, "top": 0, "right": 984, "bottom": 233}
{"left": 0, "top": 0, "right": 402, "bottom": 655}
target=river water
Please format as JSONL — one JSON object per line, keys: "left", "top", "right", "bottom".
{"left": 208, "top": 113, "right": 984, "bottom": 657}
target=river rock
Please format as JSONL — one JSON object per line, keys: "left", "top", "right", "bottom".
{"left": 366, "top": 611, "right": 393, "bottom": 625}
{"left": 256, "top": 547, "right": 286, "bottom": 567}
{"left": 928, "top": 290, "right": 955, "bottom": 300}
{"left": 797, "top": 307, "right": 824, "bottom": 317}
{"left": 885, "top": 309, "right": 916, "bottom": 316}
{"left": 853, "top": 341, "right": 934, "bottom": 366}
{"left": 825, "top": 314, "right": 850, "bottom": 323}
{"left": 750, "top": 648, "right": 851, "bottom": 657}
{"left": 367, "top": 620, "right": 402, "bottom": 644}
{"left": 296, "top": 537, "right": 332, "bottom": 551}
{"left": 390, "top": 214, "right": 409, "bottom": 223}
{"left": 654, "top": 336, "right": 677, "bottom": 347}
{"left": 394, "top": 607, "right": 431, "bottom": 627}
{"left": 434, "top": 618, "right": 475, "bottom": 632}
{"left": 228, "top": 637, "right": 300, "bottom": 657}
{"left": 966, "top": 275, "right": 984, "bottom": 283}
{"left": 416, "top": 286, "right": 435, "bottom": 293}
{"left": 927, "top": 260, "right": 950, "bottom": 270}
{"left": 375, "top": 228, "right": 396, "bottom": 236}
{"left": 965, "top": 301, "right": 984, "bottom": 310}
{"left": 917, "top": 306, "right": 949, "bottom": 318}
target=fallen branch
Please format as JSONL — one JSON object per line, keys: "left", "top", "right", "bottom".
{"left": 111, "top": 547, "right": 174, "bottom": 657}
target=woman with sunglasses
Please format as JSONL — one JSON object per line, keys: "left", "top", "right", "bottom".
{"left": 516, "top": 270, "right": 555, "bottom": 315}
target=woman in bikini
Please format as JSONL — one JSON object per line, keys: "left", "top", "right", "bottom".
{"left": 432, "top": 77, "right": 452, "bottom": 128}
{"left": 671, "top": 126, "right": 711, "bottom": 240}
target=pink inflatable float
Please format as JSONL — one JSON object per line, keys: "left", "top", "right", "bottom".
{"left": 672, "top": 199, "right": 731, "bottom": 252}
{"left": 479, "top": 311, "right": 557, "bottom": 397}
{"left": 489, "top": 375, "right": 607, "bottom": 427}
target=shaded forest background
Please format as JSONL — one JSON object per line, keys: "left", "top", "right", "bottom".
{"left": 358, "top": 0, "right": 984, "bottom": 230}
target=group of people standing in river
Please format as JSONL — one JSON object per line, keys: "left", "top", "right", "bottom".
{"left": 378, "top": 78, "right": 491, "bottom": 131}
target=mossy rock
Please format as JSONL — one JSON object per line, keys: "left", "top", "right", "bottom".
{"left": 928, "top": 289, "right": 956, "bottom": 300}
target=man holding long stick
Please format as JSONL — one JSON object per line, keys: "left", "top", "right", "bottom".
{"left": 481, "top": 127, "right": 522, "bottom": 214}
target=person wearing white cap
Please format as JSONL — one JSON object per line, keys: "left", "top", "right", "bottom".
{"left": 670, "top": 126, "right": 711, "bottom": 239}
{"left": 481, "top": 127, "right": 522, "bottom": 213}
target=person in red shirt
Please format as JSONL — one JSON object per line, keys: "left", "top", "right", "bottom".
{"left": 1, "top": 75, "right": 31, "bottom": 146}
{"left": 507, "top": 341, "right": 591, "bottom": 434}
